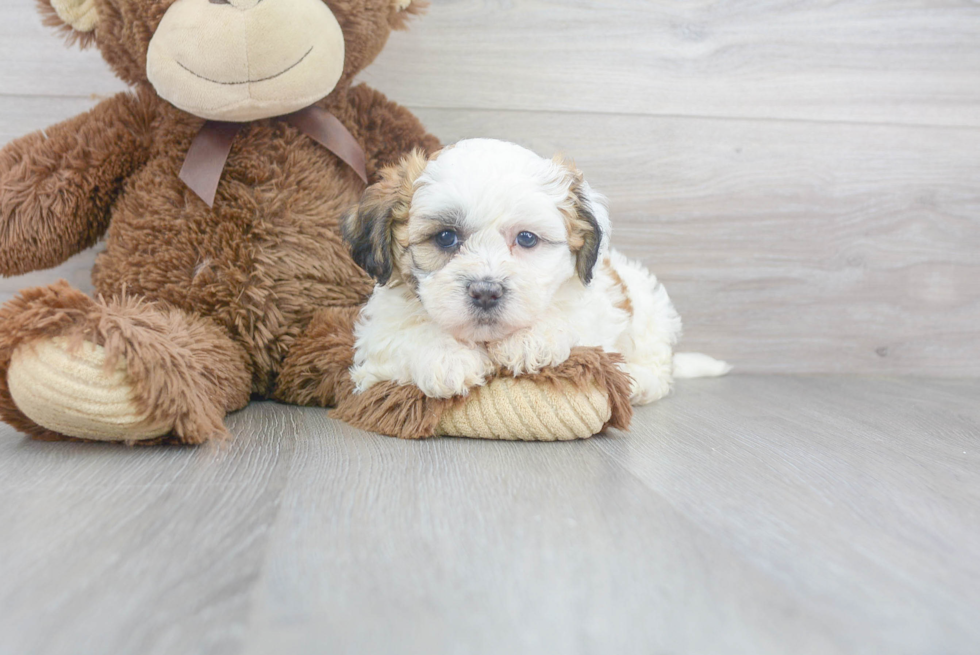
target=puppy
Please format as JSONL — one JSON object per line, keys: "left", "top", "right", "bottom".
{"left": 343, "top": 139, "right": 729, "bottom": 402}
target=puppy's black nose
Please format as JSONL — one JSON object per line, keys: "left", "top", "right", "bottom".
{"left": 467, "top": 279, "right": 505, "bottom": 311}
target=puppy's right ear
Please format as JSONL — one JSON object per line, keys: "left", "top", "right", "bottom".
{"left": 343, "top": 149, "right": 429, "bottom": 286}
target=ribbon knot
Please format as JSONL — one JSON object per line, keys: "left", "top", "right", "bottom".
{"left": 179, "top": 105, "right": 369, "bottom": 208}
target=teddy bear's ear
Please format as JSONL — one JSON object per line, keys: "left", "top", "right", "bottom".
{"left": 389, "top": 0, "right": 428, "bottom": 30}
{"left": 38, "top": 0, "right": 99, "bottom": 46}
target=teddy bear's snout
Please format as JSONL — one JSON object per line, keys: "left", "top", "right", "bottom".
{"left": 210, "top": 0, "right": 263, "bottom": 11}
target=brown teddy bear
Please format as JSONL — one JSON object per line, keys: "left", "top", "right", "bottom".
{"left": 0, "top": 0, "right": 441, "bottom": 443}
{"left": 0, "top": 0, "right": 633, "bottom": 444}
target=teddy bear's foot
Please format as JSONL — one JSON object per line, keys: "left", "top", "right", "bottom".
{"left": 0, "top": 281, "right": 252, "bottom": 444}
{"left": 7, "top": 337, "right": 172, "bottom": 441}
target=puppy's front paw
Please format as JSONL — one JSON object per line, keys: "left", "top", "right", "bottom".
{"left": 411, "top": 347, "right": 494, "bottom": 399}
{"left": 488, "top": 326, "right": 572, "bottom": 377}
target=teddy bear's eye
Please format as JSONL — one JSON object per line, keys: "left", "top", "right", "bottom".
{"left": 516, "top": 231, "right": 538, "bottom": 248}
{"left": 435, "top": 230, "right": 459, "bottom": 249}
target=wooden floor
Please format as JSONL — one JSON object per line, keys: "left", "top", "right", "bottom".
{"left": 1, "top": 376, "right": 977, "bottom": 655}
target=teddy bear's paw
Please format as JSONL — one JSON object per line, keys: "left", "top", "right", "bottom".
{"left": 7, "top": 337, "right": 173, "bottom": 441}
{"left": 487, "top": 326, "right": 573, "bottom": 377}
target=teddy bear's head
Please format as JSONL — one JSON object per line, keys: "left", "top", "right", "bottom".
{"left": 40, "top": 0, "right": 424, "bottom": 121}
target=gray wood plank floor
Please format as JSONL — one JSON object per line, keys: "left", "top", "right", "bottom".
{"left": 1, "top": 377, "right": 977, "bottom": 655}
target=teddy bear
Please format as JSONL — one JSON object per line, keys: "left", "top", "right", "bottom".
{"left": 0, "top": 0, "right": 442, "bottom": 443}
{"left": 0, "top": 0, "right": 634, "bottom": 444}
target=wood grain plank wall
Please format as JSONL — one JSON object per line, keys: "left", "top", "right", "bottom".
{"left": 1, "top": 0, "right": 978, "bottom": 375}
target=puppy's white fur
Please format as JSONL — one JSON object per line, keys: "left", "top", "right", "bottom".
{"left": 348, "top": 139, "right": 728, "bottom": 402}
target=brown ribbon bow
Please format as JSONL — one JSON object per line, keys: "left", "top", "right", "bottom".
{"left": 179, "top": 105, "right": 369, "bottom": 208}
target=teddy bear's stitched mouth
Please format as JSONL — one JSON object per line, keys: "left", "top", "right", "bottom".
{"left": 176, "top": 46, "right": 315, "bottom": 85}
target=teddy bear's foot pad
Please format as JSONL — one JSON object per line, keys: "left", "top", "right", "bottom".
{"left": 8, "top": 337, "right": 173, "bottom": 441}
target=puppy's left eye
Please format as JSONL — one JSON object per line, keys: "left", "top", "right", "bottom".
{"left": 516, "top": 231, "right": 538, "bottom": 248}
{"left": 434, "top": 229, "right": 459, "bottom": 249}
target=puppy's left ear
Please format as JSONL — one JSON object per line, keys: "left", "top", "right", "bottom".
{"left": 343, "top": 149, "right": 429, "bottom": 285}
{"left": 389, "top": 0, "right": 428, "bottom": 30}
{"left": 555, "top": 157, "right": 612, "bottom": 285}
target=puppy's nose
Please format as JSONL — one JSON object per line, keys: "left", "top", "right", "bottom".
{"left": 467, "top": 280, "right": 505, "bottom": 311}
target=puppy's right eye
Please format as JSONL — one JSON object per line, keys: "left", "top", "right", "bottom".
{"left": 434, "top": 229, "right": 459, "bottom": 249}
{"left": 516, "top": 231, "right": 538, "bottom": 248}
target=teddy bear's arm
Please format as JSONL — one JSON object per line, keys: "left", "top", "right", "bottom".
{"left": 0, "top": 90, "right": 157, "bottom": 277}
{"left": 347, "top": 84, "right": 441, "bottom": 182}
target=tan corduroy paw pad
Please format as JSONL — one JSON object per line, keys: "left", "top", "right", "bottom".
{"left": 436, "top": 377, "right": 611, "bottom": 441}
{"left": 7, "top": 337, "right": 173, "bottom": 441}
{"left": 51, "top": 0, "right": 99, "bottom": 32}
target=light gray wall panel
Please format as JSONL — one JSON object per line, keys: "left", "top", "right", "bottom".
{"left": 1, "top": 1, "right": 978, "bottom": 374}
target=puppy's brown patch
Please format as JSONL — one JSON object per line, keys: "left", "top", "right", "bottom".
{"left": 343, "top": 149, "right": 428, "bottom": 286}
{"left": 405, "top": 208, "right": 468, "bottom": 279}
{"left": 603, "top": 258, "right": 634, "bottom": 316}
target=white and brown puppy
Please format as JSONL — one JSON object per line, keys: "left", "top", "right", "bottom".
{"left": 343, "top": 138, "right": 729, "bottom": 401}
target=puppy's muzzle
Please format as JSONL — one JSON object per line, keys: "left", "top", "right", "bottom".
{"left": 467, "top": 279, "right": 505, "bottom": 311}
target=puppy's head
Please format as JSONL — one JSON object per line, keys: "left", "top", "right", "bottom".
{"left": 343, "top": 139, "right": 610, "bottom": 342}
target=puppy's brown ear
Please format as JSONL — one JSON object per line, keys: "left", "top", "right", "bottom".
{"left": 343, "top": 149, "right": 429, "bottom": 286}
{"left": 571, "top": 186, "right": 604, "bottom": 285}
{"left": 554, "top": 156, "right": 610, "bottom": 285}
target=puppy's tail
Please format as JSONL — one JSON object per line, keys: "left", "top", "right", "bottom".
{"left": 673, "top": 352, "right": 733, "bottom": 379}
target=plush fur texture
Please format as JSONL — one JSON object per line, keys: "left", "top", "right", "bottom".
{"left": 344, "top": 139, "right": 707, "bottom": 404}
{"left": 0, "top": 0, "right": 439, "bottom": 443}
{"left": 0, "top": 281, "right": 251, "bottom": 444}
{"left": 274, "top": 306, "right": 633, "bottom": 439}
